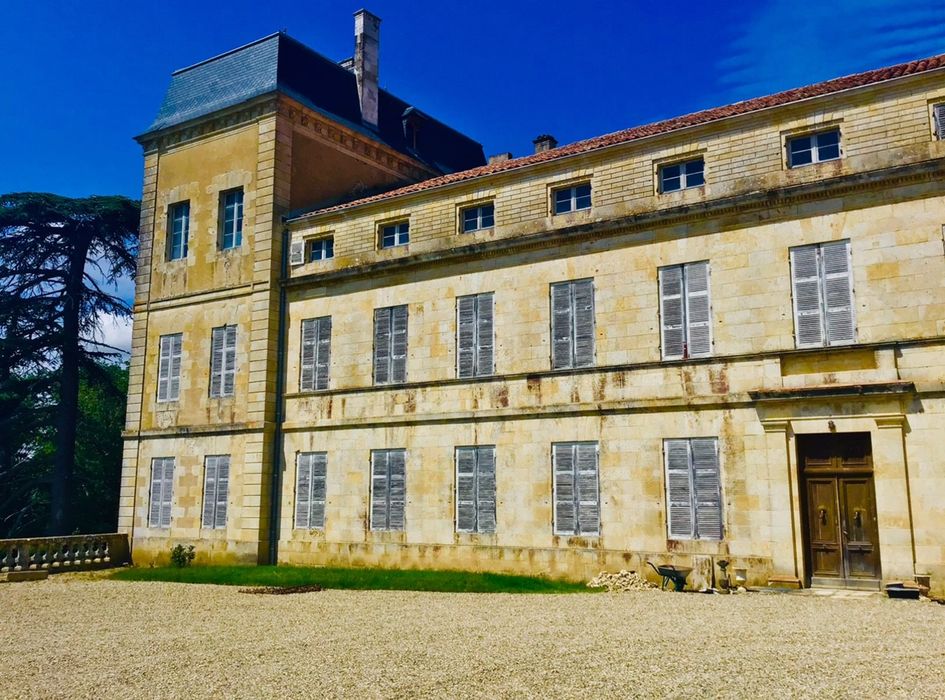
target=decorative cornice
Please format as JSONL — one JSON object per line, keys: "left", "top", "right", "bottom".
{"left": 136, "top": 95, "right": 280, "bottom": 152}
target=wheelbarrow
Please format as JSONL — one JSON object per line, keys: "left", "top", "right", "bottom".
{"left": 647, "top": 562, "right": 692, "bottom": 591}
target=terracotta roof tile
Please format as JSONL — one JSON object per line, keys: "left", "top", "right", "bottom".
{"left": 293, "top": 52, "right": 945, "bottom": 220}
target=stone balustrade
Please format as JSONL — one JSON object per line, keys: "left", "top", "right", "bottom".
{"left": 0, "top": 533, "right": 130, "bottom": 573}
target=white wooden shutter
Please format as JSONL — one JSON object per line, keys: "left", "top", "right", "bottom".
{"left": 157, "top": 336, "right": 172, "bottom": 401}
{"left": 308, "top": 452, "right": 327, "bottom": 529}
{"left": 575, "top": 443, "right": 600, "bottom": 535}
{"left": 665, "top": 440, "right": 693, "bottom": 539}
{"left": 289, "top": 240, "right": 304, "bottom": 266}
{"left": 553, "top": 443, "right": 577, "bottom": 534}
{"left": 314, "top": 316, "right": 331, "bottom": 391}
{"left": 148, "top": 458, "right": 164, "bottom": 527}
{"left": 659, "top": 266, "right": 685, "bottom": 359}
{"left": 685, "top": 261, "right": 712, "bottom": 357}
{"left": 209, "top": 327, "right": 225, "bottom": 397}
{"left": 387, "top": 449, "right": 406, "bottom": 530}
{"left": 456, "top": 296, "right": 477, "bottom": 379}
{"left": 791, "top": 244, "right": 825, "bottom": 348}
{"left": 168, "top": 335, "right": 182, "bottom": 401}
{"left": 691, "top": 439, "right": 722, "bottom": 540}
{"left": 295, "top": 453, "right": 313, "bottom": 529}
{"left": 822, "top": 240, "right": 856, "bottom": 345}
{"left": 476, "top": 293, "right": 495, "bottom": 376}
{"left": 476, "top": 446, "right": 497, "bottom": 533}
{"left": 300, "top": 319, "right": 317, "bottom": 392}
{"left": 455, "top": 447, "right": 477, "bottom": 532}
{"left": 935, "top": 104, "right": 945, "bottom": 140}
{"left": 572, "top": 280, "right": 595, "bottom": 367}
{"left": 373, "top": 308, "right": 391, "bottom": 385}
{"left": 214, "top": 456, "right": 229, "bottom": 529}
{"left": 223, "top": 326, "right": 237, "bottom": 396}
{"left": 160, "top": 457, "right": 174, "bottom": 528}
{"left": 201, "top": 457, "right": 218, "bottom": 528}
{"left": 370, "top": 450, "right": 389, "bottom": 529}
{"left": 390, "top": 306, "right": 408, "bottom": 384}
{"left": 550, "top": 283, "right": 573, "bottom": 369}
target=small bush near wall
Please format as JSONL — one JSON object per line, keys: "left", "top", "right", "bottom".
{"left": 169, "top": 545, "right": 196, "bottom": 568}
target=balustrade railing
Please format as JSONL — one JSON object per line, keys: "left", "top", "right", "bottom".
{"left": 0, "top": 533, "right": 130, "bottom": 573}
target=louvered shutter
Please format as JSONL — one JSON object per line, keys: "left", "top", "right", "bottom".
{"left": 295, "top": 453, "right": 312, "bottom": 529}
{"left": 149, "top": 459, "right": 164, "bottom": 527}
{"left": 202, "top": 457, "right": 217, "bottom": 528}
{"left": 791, "top": 244, "right": 825, "bottom": 348}
{"left": 822, "top": 240, "right": 856, "bottom": 345}
{"left": 168, "top": 335, "right": 182, "bottom": 401}
{"left": 476, "top": 293, "right": 495, "bottom": 376}
{"left": 157, "top": 336, "right": 172, "bottom": 401}
{"left": 387, "top": 449, "right": 406, "bottom": 530}
{"left": 572, "top": 280, "right": 595, "bottom": 367}
{"left": 160, "top": 458, "right": 174, "bottom": 528}
{"left": 373, "top": 308, "right": 391, "bottom": 385}
{"left": 289, "top": 240, "right": 304, "bottom": 265}
{"left": 314, "top": 317, "right": 331, "bottom": 391}
{"left": 935, "top": 104, "right": 945, "bottom": 140}
{"left": 214, "top": 456, "right": 229, "bottom": 529}
{"left": 390, "top": 306, "right": 408, "bottom": 383}
{"left": 223, "top": 326, "right": 237, "bottom": 396}
{"left": 685, "top": 262, "right": 712, "bottom": 357}
{"left": 300, "top": 319, "right": 317, "bottom": 391}
{"left": 553, "top": 443, "right": 577, "bottom": 534}
{"left": 308, "top": 452, "right": 327, "bottom": 529}
{"left": 209, "top": 328, "right": 225, "bottom": 397}
{"left": 660, "top": 266, "right": 685, "bottom": 359}
{"left": 575, "top": 443, "right": 600, "bottom": 535}
{"left": 550, "top": 283, "right": 573, "bottom": 369}
{"left": 691, "top": 439, "right": 722, "bottom": 540}
{"left": 370, "top": 450, "right": 389, "bottom": 529}
{"left": 456, "top": 296, "right": 477, "bottom": 379}
{"left": 665, "top": 440, "right": 693, "bottom": 539}
{"left": 476, "top": 446, "right": 497, "bottom": 533}
{"left": 456, "top": 447, "right": 477, "bottom": 532}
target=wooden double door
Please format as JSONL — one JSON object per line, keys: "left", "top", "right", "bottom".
{"left": 799, "top": 433, "right": 881, "bottom": 588}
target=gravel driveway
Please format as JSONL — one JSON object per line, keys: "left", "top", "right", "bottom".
{"left": 2, "top": 577, "right": 943, "bottom": 699}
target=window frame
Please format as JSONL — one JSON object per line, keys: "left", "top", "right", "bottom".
{"left": 156, "top": 333, "right": 183, "bottom": 403}
{"left": 551, "top": 182, "right": 592, "bottom": 215}
{"left": 786, "top": 128, "right": 842, "bottom": 168}
{"left": 456, "top": 292, "right": 495, "bottom": 378}
{"left": 167, "top": 201, "right": 190, "bottom": 261}
{"left": 299, "top": 316, "right": 332, "bottom": 392}
{"left": 379, "top": 220, "right": 410, "bottom": 249}
{"left": 219, "top": 188, "right": 244, "bottom": 250}
{"left": 370, "top": 449, "right": 407, "bottom": 531}
{"left": 549, "top": 278, "right": 596, "bottom": 370}
{"left": 294, "top": 452, "right": 327, "bottom": 530}
{"left": 308, "top": 236, "right": 334, "bottom": 262}
{"left": 148, "top": 457, "right": 174, "bottom": 529}
{"left": 658, "top": 260, "right": 713, "bottom": 360}
{"left": 201, "top": 455, "right": 230, "bottom": 530}
{"left": 658, "top": 157, "right": 705, "bottom": 193}
{"left": 663, "top": 437, "right": 723, "bottom": 541}
{"left": 552, "top": 441, "right": 600, "bottom": 537}
{"left": 455, "top": 445, "right": 497, "bottom": 534}
{"left": 789, "top": 239, "right": 857, "bottom": 349}
{"left": 373, "top": 304, "right": 408, "bottom": 385}
{"left": 459, "top": 202, "right": 495, "bottom": 233}
{"left": 209, "top": 325, "right": 237, "bottom": 398}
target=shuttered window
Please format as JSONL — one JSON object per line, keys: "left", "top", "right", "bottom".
{"left": 219, "top": 189, "right": 243, "bottom": 249}
{"left": 659, "top": 261, "right": 712, "bottom": 360}
{"left": 664, "top": 438, "right": 723, "bottom": 540}
{"left": 373, "top": 305, "right": 408, "bottom": 385}
{"left": 934, "top": 104, "right": 945, "bottom": 140}
{"left": 550, "top": 279, "right": 595, "bottom": 369}
{"left": 168, "top": 201, "right": 189, "bottom": 260}
{"left": 201, "top": 455, "right": 230, "bottom": 529}
{"left": 455, "top": 446, "right": 497, "bottom": 533}
{"left": 294, "top": 452, "right": 327, "bottom": 530}
{"left": 148, "top": 457, "right": 175, "bottom": 528}
{"left": 300, "top": 316, "right": 332, "bottom": 391}
{"left": 456, "top": 293, "right": 494, "bottom": 378}
{"left": 157, "top": 333, "right": 183, "bottom": 402}
{"left": 552, "top": 442, "right": 600, "bottom": 536}
{"left": 790, "top": 240, "right": 856, "bottom": 348}
{"left": 370, "top": 449, "right": 406, "bottom": 531}
{"left": 209, "top": 325, "right": 237, "bottom": 398}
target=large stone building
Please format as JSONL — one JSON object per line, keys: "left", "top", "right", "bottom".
{"left": 121, "top": 11, "right": 945, "bottom": 594}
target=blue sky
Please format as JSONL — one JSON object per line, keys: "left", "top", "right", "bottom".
{"left": 2, "top": 0, "right": 943, "bottom": 201}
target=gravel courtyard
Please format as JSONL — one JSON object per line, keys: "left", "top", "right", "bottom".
{"left": 2, "top": 577, "right": 944, "bottom": 699}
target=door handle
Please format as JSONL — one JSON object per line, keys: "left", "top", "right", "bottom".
{"left": 853, "top": 510, "right": 863, "bottom": 529}
{"left": 818, "top": 507, "right": 827, "bottom": 525}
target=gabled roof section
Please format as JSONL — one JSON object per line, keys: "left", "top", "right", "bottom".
{"left": 139, "top": 33, "right": 486, "bottom": 174}
{"left": 292, "top": 51, "right": 945, "bottom": 221}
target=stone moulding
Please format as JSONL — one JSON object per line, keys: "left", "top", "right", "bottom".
{"left": 0, "top": 533, "right": 130, "bottom": 573}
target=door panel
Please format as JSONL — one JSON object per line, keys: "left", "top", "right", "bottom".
{"left": 839, "top": 478, "right": 881, "bottom": 579}
{"left": 806, "top": 478, "right": 842, "bottom": 578}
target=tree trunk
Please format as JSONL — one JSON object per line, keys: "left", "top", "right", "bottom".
{"left": 48, "top": 235, "right": 91, "bottom": 535}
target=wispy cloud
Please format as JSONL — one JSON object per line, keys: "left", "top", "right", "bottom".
{"left": 714, "top": 0, "right": 945, "bottom": 104}
{"left": 89, "top": 312, "right": 133, "bottom": 357}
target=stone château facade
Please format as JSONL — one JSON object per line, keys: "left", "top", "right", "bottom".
{"left": 121, "top": 11, "right": 945, "bottom": 594}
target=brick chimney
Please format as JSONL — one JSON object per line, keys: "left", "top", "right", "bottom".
{"left": 354, "top": 10, "right": 381, "bottom": 130}
{"left": 533, "top": 134, "right": 557, "bottom": 153}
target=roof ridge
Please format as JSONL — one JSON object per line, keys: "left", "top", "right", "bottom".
{"left": 172, "top": 32, "right": 283, "bottom": 76}
{"left": 292, "top": 50, "right": 945, "bottom": 220}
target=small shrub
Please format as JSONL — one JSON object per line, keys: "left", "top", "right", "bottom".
{"left": 169, "top": 544, "right": 196, "bottom": 568}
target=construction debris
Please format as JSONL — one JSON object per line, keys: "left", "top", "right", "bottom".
{"left": 587, "top": 570, "right": 658, "bottom": 592}
{"left": 238, "top": 584, "right": 323, "bottom": 595}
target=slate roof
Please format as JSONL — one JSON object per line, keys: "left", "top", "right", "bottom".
{"left": 139, "top": 33, "right": 486, "bottom": 175}
{"left": 291, "top": 51, "right": 945, "bottom": 221}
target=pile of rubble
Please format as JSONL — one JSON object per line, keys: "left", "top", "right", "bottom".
{"left": 587, "top": 570, "right": 659, "bottom": 592}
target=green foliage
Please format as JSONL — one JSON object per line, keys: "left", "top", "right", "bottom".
{"left": 169, "top": 545, "right": 197, "bottom": 568}
{"left": 111, "top": 565, "right": 594, "bottom": 593}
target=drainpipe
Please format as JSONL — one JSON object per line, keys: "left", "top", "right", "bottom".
{"left": 266, "top": 221, "right": 290, "bottom": 565}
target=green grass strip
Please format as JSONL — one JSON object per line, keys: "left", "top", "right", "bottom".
{"left": 110, "top": 565, "right": 594, "bottom": 594}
